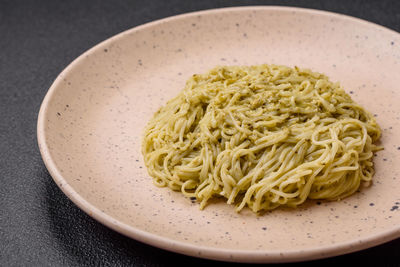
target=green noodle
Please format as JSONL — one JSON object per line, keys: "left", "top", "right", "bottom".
{"left": 142, "top": 64, "right": 382, "bottom": 213}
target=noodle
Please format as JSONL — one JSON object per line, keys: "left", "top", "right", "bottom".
{"left": 142, "top": 64, "right": 382, "bottom": 213}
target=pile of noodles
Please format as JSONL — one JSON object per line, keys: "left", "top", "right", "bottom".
{"left": 142, "top": 65, "right": 381, "bottom": 213}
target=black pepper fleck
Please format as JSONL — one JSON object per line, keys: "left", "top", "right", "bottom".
{"left": 369, "top": 203, "right": 375, "bottom": 206}
{"left": 354, "top": 205, "right": 358, "bottom": 208}
{"left": 349, "top": 91, "right": 354, "bottom": 94}
{"left": 262, "top": 227, "right": 267, "bottom": 230}
{"left": 57, "top": 112, "right": 61, "bottom": 116}
{"left": 104, "top": 48, "right": 108, "bottom": 52}
{"left": 391, "top": 41, "right": 395, "bottom": 45}
{"left": 390, "top": 205, "right": 398, "bottom": 211}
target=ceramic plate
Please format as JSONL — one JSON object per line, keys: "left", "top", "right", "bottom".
{"left": 37, "top": 6, "right": 400, "bottom": 263}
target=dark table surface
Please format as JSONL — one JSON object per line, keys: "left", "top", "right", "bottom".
{"left": 1, "top": 0, "right": 400, "bottom": 266}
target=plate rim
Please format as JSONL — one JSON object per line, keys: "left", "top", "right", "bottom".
{"left": 37, "top": 5, "right": 400, "bottom": 263}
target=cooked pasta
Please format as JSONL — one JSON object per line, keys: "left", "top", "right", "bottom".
{"left": 142, "top": 64, "right": 382, "bottom": 213}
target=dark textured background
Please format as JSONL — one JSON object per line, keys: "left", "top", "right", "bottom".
{"left": 1, "top": 0, "right": 399, "bottom": 266}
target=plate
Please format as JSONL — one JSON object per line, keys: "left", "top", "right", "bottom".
{"left": 37, "top": 6, "right": 400, "bottom": 263}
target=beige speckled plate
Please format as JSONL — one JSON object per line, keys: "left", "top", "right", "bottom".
{"left": 37, "top": 6, "right": 400, "bottom": 263}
